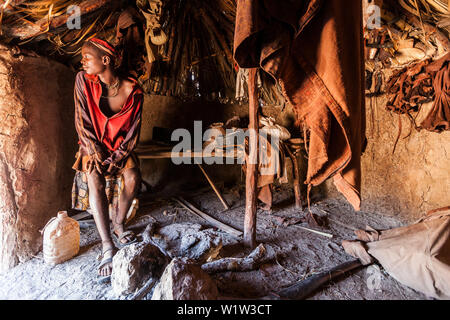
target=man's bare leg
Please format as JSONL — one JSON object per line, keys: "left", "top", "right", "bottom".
{"left": 113, "top": 168, "right": 140, "bottom": 243}
{"left": 87, "top": 170, "right": 116, "bottom": 277}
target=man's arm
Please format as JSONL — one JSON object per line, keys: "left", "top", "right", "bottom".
{"left": 74, "top": 72, "right": 106, "bottom": 171}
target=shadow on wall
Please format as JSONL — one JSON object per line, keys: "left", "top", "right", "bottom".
{"left": 139, "top": 95, "right": 302, "bottom": 195}
{"left": 139, "top": 95, "right": 247, "bottom": 194}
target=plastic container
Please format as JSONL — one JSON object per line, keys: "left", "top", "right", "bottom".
{"left": 42, "top": 211, "right": 80, "bottom": 265}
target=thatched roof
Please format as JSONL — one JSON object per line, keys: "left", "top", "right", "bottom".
{"left": 365, "top": 0, "right": 449, "bottom": 95}
{"left": 0, "top": 0, "right": 285, "bottom": 105}
{"left": 0, "top": 0, "right": 448, "bottom": 104}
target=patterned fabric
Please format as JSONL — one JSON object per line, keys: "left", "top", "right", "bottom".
{"left": 87, "top": 38, "right": 118, "bottom": 59}
{"left": 71, "top": 152, "right": 139, "bottom": 213}
{"left": 71, "top": 171, "right": 124, "bottom": 213}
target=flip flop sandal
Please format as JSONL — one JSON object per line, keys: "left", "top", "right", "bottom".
{"left": 97, "top": 248, "right": 115, "bottom": 284}
{"left": 113, "top": 230, "right": 138, "bottom": 248}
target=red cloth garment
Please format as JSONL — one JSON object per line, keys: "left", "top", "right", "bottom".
{"left": 234, "top": 0, "right": 365, "bottom": 211}
{"left": 74, "top": 71, "right": 144, "bottom": 169}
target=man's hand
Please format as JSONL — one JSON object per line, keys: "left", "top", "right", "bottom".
{"left": 106, "top": 163, "right": 119, "bottom": 176}
{"left": 87, "top": 158, "right": 105, "bottom": 175}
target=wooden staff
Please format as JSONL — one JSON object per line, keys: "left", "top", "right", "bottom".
{"left": 244, "top": 68, "right": 259, "bottom": 249}
{"left": 263, "top": 259, "right": 364, "bottom": 300}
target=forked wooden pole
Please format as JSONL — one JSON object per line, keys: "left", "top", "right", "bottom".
{"left": 284, "top": 145, "right": 302, "bottom": 209}
{"left": 244, "top": 68, "right": 259, "bottom": 248}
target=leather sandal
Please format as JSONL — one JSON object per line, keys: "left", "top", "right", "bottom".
{"left": 113, "top": 230, "right": 138, "bottom": 248}
{"left": 97, "top": 247, "right": 115, "bottom": 284}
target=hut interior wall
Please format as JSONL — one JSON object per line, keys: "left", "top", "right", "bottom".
{"left": 139, "top": 95, "right": 299, "bottom": 191}
{"left": 0, "top": 45, "right": 77, "bottom": 272}
{"left": 324, "top": 95, "right": 450, "bottom": 221}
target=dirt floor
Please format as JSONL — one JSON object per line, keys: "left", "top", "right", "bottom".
{"left": 0, "top": 183, "right": 430, "bottom": 300}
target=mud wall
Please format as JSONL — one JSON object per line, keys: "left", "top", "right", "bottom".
{"left": 139, "top": 95, "right": 298, "bottom": 191}
{"left": 325, "top": 95, "right": 450, "bottom": 221}
{"left": 0, "top": 45, "right": 77, "bottom": 273}
{"left": 139, "top": 95, "right": 248, "bottom": 189}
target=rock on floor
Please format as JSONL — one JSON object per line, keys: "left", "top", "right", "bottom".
{"left": 151, "top": 223, "right": 233, "bottom": 262}
{"left": 111, "top": 242, "right": 168, "bottom": 296}
{"left": 152, "top": 257, "right": 219, "bottom": 300}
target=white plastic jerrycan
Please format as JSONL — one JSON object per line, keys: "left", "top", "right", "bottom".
{"left": 42, "top": 211, "right": 80, "bottom": 265}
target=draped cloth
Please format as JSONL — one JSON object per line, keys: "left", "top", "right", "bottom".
{"left": 234, "top": 0, "right": 366, "bottom": 210}
{"left": 71, "top": 71, "right": 143, "bottom": 212}
{"left": 73, "top": 71, "right": 144, "bottom": 169}
{"left": 342, "top": 208, "right": 450, "bottom": 300}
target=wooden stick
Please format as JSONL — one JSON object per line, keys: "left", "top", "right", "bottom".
{"left": 70, "top": 211, "right": 92, "bottom": 221}
{"left": 272, "top": 259, "right": 364, "bottom": 300}
{"left": 201, "top": 243, "right": 275, "bottom": 273}
{"left": 197, "top": 164, "right": 230, "bottom": 210}
{"left": 292, "top": 225, "right": 334, "bottom": 238}
{"left": 173, "top": 196, "right": 243, "bottom": 238}
{"left": 244, "top": 68, "right": 259, "bottom": 249}
{"left": 129, "top": 277, "right": 158, "bottom": 300}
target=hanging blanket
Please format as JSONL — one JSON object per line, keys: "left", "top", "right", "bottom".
{"left": 234, "top": 0, "right": 366, "bottom": 210}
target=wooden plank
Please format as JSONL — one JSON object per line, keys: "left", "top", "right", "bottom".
{"left": 173, "top": 196, "right": 242, "bottom": 238}
{"left": 136, "top": 150, "right": 238, "bottom": 160}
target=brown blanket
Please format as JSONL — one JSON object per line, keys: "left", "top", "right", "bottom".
{"left": 234, "top": 0, "right": 365, "bottom": 210}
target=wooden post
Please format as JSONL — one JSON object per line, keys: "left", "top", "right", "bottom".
{"left": 285, "top": 145, "right": 302, "bottom": 209}
{"left": 244, "top": 68, "right": 259, "bottom": 248}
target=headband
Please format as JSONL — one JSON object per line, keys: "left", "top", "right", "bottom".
{"left": 87, "top": 38, "right": 118, "bottom": 58}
